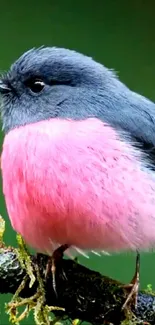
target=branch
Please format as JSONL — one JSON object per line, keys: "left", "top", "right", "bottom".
{"left": 0, "top": 216, "right": 155, "bottom": 325}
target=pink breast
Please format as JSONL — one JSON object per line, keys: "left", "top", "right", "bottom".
{"left": 1, "top": 118, "right": 155, "bottom": 254}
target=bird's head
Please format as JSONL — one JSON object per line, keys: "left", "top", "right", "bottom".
{"left": 0, "top": 46, "right": 118, "bottom": 133}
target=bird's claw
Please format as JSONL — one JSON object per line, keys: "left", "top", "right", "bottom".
{"left": 45, "top": 244, "right": 69, "bottom": 296}
{"left": 121, "top": 251, "right": 140, "bottom": 310}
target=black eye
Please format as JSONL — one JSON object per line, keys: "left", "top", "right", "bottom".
{"left": 25, "top": 78, "right": 45, "bottom": 93}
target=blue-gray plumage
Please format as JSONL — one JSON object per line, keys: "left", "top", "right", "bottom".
{"left": 0, "top": 46, "right": 155, "bottom": 167}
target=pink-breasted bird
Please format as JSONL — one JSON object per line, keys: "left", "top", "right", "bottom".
{"left": 1, "top": 47, "right": 155, "bottom": 308}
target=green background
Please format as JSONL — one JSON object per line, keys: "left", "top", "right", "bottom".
{"left": 0, "top": 0, "right": 155, "bottom": 323}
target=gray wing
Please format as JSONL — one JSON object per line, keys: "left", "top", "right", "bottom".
{"left": 94, "top": 80, "right": 155, "bottom": 168}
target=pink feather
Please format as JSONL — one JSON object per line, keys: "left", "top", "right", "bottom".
{"left": 1, "top": 118, "right": 155, "bottom": 255}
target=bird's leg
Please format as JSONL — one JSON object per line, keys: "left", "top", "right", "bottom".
{"left": 45, "top": 244, "right": 69, "bottom": 296}
{"left": 121, "top": 250, "right": 140, "bottom": 310}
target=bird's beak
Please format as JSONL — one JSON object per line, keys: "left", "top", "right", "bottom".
{"left": 0, "top": 80, "right": 11, "bottom": 94}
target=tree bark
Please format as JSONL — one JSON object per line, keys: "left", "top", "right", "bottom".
{"left": 0, "top": 246, "right": 155, "bottom": 325}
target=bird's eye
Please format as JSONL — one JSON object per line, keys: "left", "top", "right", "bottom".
{"left": 25, "top": 78, "right": 45, "bottom": 93}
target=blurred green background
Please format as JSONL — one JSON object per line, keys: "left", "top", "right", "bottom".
{"left": 0, "top": 0, "right": 155, "bottom": 323}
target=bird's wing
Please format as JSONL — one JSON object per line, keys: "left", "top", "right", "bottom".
{"left": 96, "top": 84, "right": 155, "bottom": 167}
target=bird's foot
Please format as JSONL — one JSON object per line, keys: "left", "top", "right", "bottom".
{"left": 121, "top": 251, "right": 140, "bottom": 310}
{"left": 45, "top": 244, "right": 69, "bottom": 296}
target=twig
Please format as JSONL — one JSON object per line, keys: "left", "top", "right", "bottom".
{"left": 0, "top": 247, "right": 155, "bottom": 324}
{"left": 0, "top": 215, "right": 155, "bottom": 325}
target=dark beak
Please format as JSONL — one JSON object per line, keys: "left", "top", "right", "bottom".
{"left": 0, "top": 80, "right": 11, "bottom": 94}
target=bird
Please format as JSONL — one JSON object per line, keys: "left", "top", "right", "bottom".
{"left": 0, "top": 46, "right": 155, "bottom": 309}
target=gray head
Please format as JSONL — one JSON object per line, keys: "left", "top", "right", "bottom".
{"left": 0, "top": 46, "right": 121, "bottom": 133}
{"left": 1, "top": 45, "right": 155, "bottom": 170}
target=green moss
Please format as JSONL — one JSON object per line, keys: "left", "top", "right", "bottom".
{"left": 143, "top": 283, "right": 155, "bottom": 296}
{"left": 121, "top": 320, "right": 140, "bottom": 325}
{"left": 5, "top": 252, "right": 65, "bottom": 325}
{"left": 15, "top": 234, "right": 36, "bottom": 288}
{"left": 120, "top": 309, "right": 148, "bottom": 325}
{"left": 0, "top": 216, "right": 65, "bottom": 324}
{"left": 72, "top": 319, "right": 81, "bottom": 325}
{"left": 0, "top": 214, "right": 5, "bottom": 246}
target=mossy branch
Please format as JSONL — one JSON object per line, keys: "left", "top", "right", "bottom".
{"left": 0, "top": 215, "right": 155, "bottom": 325}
